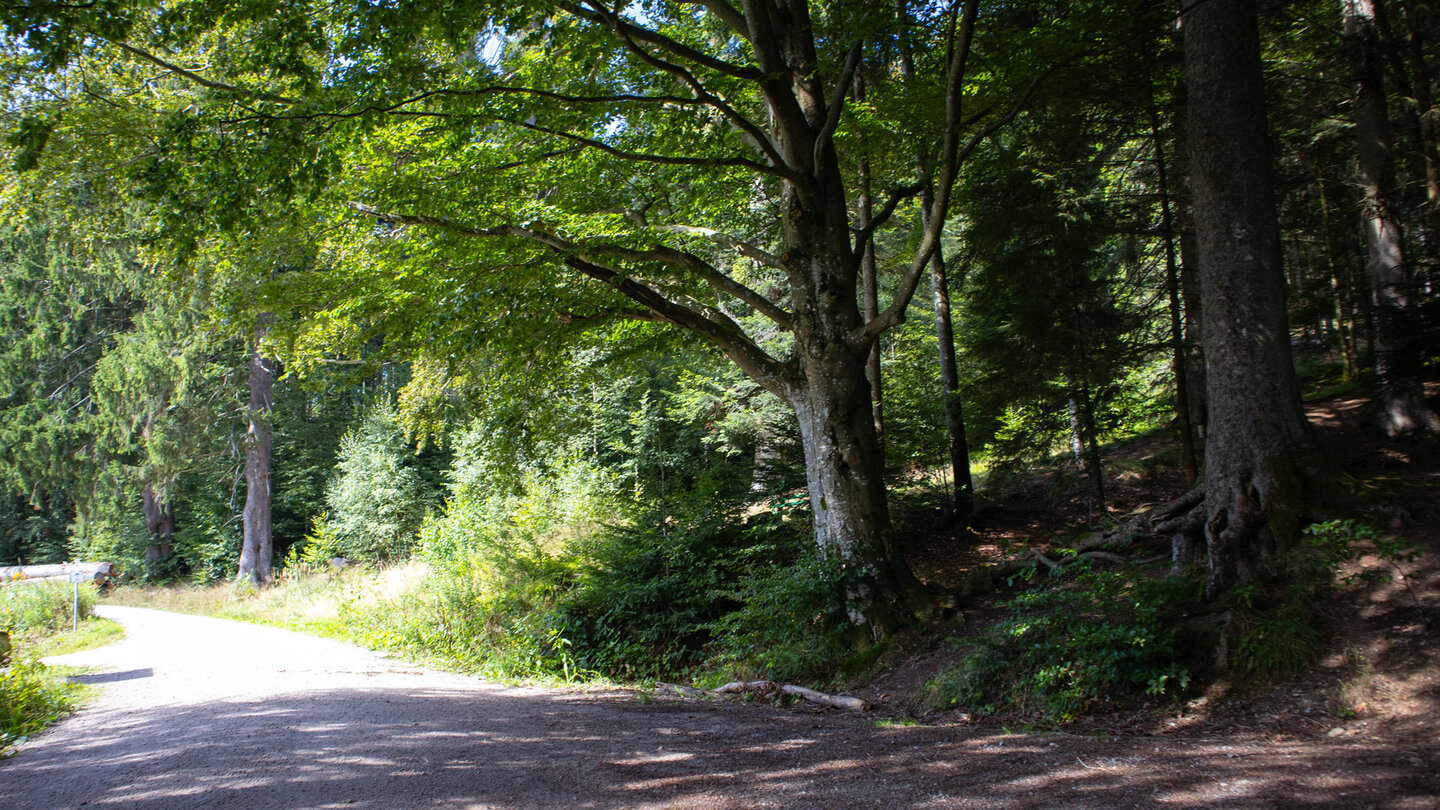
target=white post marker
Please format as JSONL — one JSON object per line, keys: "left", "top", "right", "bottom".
{"left": 69, "top": 569, "right": 85, "bottom": 632}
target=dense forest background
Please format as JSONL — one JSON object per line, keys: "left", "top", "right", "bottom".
{"left": 1, "top": 0, "right": 1436, "bottom": 715}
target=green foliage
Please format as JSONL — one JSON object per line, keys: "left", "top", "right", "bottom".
{"left": 558, "top": 497, "right": 823, "bottom": 681}
{"left": 925, "top": 565, "right": 1194, "bottom": 722}
{"left": 1230, "top": 519, "right": 1418, "bottom": 676}
{"left": 0, "top": 657, "right": 80, "bottom": 753}
{"left": 0, "top": 581, "right": 95, "bottom": 635}
{"left": 705, "top": 536, "right": 851, "bottom": 684}
{"left": 170, "top": 485, "right": 241, "bottom": 584}
{"left": 323, "top": 405, "right": 428, "bottom": 563}
{"left": 0, "top": 493, "right": 72, "bottom": 566}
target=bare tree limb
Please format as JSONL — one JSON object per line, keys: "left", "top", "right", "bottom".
{"left": 713, "top": 680, "right": 869, "bottom": 711}
{"left": 812, "top": 42, "right": 863, "bottom": 170}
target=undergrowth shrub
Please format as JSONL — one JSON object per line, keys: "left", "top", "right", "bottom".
{"left": 925, "top": 564, "right": 1196, "bottom": 722}
{"left": 926, "top": 517, "right": 1416, "bottom": 723}
{"left": 315, "top": 454, "right": 618, "bottom": 681}
{"left": 556, "top": 497, "right": 837, "bottom": 682}
{"left": 316, "top": 458, "right": 851, "bottom": 685}
{"left": 1231, "top": 518, "right": 1418, "bottom": 675}
{"left": 705, "top": 539, "right": 850, "bottom": 684}
{"left": 0, "top": 657, "right": 80, "bottom": 752}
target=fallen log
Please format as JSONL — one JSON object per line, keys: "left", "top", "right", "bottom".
{"left": 713, "top": 680, "right": 870, "bottom": 711}
{"left": 0, "top": 562, "right": 119, "bottom": 590}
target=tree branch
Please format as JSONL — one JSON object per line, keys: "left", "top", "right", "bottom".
{"left": 518, "top": 120, "right": 786, "bottom": 178}
{"left": 113, "top": 42, "right": 299, "bottom": 104}
{"left": 348, "top": 202, "right": 793, "bottom": 333}
{"left": 684, "top": 0, "right": 749, "bottom": 34}
{"left": 813, "top": 42, "right": 863, "bottom": 170}
{"left": 859, "top": 0, "right": 979, "bottom": 346}
{"left": 561, "top": 1, "right": 764, "bottom": 81}
{"left": 853, "top": 179, "right": 926, "bottom": 243}
{"left": 578, "top": 0, "right": 792, "bottom": 176}
{"left": 658, "top": 224, "right": 781, "bottom": 267}
{"left": 563, "top": 257, "right": 788, "bottom": 394}
{"left": 218, "top": 85, "right": 712, "bottom": 126}
{"left": 861, "top": 4, "right": 1086, "bottom": 349}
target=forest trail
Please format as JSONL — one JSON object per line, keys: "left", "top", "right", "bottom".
{"left": 0, "top": 606, "right": 1434, "bottom": 808}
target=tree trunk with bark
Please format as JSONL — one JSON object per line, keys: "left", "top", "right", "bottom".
{"left": 921, "top": 188, "right": 975, "bottom": 519}
{"left": 1343, "top": 0, "right": 1440, "bottom": 436}
{"left": 1173, "top": 82, "right": 1209, "bottom": 447}
{"left": 237, "top": 328, "right": 277, "bottom": 587}
{"left": 1182, "top": 0, "right": 1337, "bottom": 598}
{"left": 140, "top": 482, "right": 173, "bottom": 569}
{"left": 853, "top": 98, "right": 884, "bottom": 445}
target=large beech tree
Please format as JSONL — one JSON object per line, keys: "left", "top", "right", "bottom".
{"left": 6, "top": 0, "right": 1116, "bottom": 626}
{"left": 334, "top": 0, "right": 997, "bottom": 625}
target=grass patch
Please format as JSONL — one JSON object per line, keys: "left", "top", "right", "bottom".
{"left": 1, "top": 581, "right": 97, "bottom": 637}
{"left": 30, "top": 618, "right": 125, "bottom": 658}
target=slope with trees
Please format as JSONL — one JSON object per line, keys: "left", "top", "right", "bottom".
{"left": 0, "top": 0, "right": 1435, "bottom": 725}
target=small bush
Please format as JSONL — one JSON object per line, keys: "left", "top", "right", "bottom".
{"left": 1230, "top": 518, "right": 1416, "bottom": 676}
{"left": 925, "top": 564, "right": 1194, "bottom": 722}
{"left": 559, "top": 505, "right": 756, "bottom": 680}
{"left": 0, "top": 657, "right": 80, "bottom": 752}
{"left": 705, "top": 539, "right": 851, "bottom": 684}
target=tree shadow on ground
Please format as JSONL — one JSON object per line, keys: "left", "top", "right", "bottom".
{"left": 1, "top": 684, "right": 1434, "bottom": 809}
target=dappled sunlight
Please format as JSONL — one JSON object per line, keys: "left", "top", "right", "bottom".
{"left": 5, "top": 661, "right": 1437, "bottom": 808}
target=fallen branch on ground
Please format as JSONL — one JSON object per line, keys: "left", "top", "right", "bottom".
{"left": 712, "top": 680, "right": 870, "bottom": 711}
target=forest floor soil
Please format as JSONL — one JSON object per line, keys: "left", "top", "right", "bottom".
{"left": 1, "top": 386, "right": 1436, "bottom": 808}
{"left": 860, "top": 383, "right": 1440, "bottom": 791}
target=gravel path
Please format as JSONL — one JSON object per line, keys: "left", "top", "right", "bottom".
{"left": 0, "top": 605, "right": 1435, "bottom": 809}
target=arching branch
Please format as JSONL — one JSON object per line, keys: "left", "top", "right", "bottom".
{"left": 561, "top": 1, "right": 764, "bottom": 81}
{"left": 346, "top": 202, "right": 791, "bottom": 390}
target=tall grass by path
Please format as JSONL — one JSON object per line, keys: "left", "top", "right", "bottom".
{"left": 2, "top": 582, "right": 120, "bottom": 754}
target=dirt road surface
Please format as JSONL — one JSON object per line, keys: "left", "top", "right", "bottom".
{"left": 0, "top": 605, "right": 1434, "bottom": 809}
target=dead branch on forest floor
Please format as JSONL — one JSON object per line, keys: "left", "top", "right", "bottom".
{"left": 712, "top": 680, "right": 870, "bottom": 711}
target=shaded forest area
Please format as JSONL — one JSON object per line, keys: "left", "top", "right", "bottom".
{"left": 2, "top": 0, "right": 1438, "bottom": 722}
